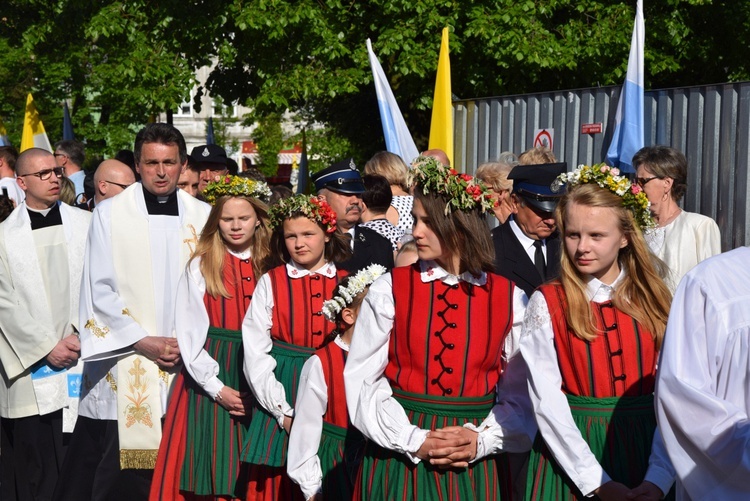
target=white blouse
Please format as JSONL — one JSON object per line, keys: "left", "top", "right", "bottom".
{"left": 645, "top": 210, "right": 721, "bottom": 291}
{"left": 287, "top": 336, "right": 349, "bottom": 500}
{"left": 656, "top": 247, "right": 750, "bottom": 500}
{"left": 520, "top": 272, "right": 675, "bottom": 497}
{"left": 344, "top": 260, "right": 534, "bottom": 465}
{"left": 174, "top": 250, "right": 251, "bottom": 401}
{"left": 242, "top": 260, "right": 338, "bottom": 428}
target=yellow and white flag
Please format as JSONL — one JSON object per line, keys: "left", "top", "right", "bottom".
{"left": 20, "top": 93, "right": 52, "bottom": 152}
{"left": 428, "top": 27, "right": 453, "bottom": 167}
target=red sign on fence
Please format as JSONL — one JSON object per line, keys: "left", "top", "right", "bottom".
{"left": 581, "top": 122, "right": 603, "bottom": 134}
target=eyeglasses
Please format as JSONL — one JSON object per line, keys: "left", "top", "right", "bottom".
{"left": 635, "top": 176, "right": 660, "bottom": 187}
{"left": 19, "top": 167, "right": 65, "bottom": 181}
{"left": 104, "top": 180, "right": 133, "bottom": 190}
{"left": 52, "top": 153, "right": 68, "bottom": 160}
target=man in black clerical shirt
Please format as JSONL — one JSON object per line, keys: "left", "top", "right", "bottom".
{"left": 0, "top": 148, "right": 91, "bottom": 501}
{"left": 55, "top": 124, "right": 210, "bottom": 501}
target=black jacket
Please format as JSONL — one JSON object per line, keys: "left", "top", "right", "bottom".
{"left": 337, "top": 225, "right": 394, "bottom": 274}
{"left": 492, "top": 221, "right": 561, "bottom": 298}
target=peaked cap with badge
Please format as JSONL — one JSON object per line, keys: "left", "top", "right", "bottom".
{"left": 508, "top": 162, "right": 567, "bottom": 212}
{"left": 312, "top": 158, "right": 365, "bottom": 194}
{"left": 190, "top": 144, "right": 227, "bottom": 167}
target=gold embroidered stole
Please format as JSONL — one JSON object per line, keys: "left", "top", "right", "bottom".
{"left": 111, "top": 187, "right": 205, "bottom": 469}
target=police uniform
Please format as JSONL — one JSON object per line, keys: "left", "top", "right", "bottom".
{"left": 492, "top": 163, "right": 567, "bottom": 298}
{"left": 312, "top": 159, "right": 394, "bottom": 273}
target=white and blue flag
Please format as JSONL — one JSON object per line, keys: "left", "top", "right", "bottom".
{"left": 366, "top": 39, "right": 419, "bottom": 165}
{"left": 606, "top": 0, "right": 644, "bottom": 174}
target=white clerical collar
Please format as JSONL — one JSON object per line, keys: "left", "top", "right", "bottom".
{"left": 228, "top": 248, "right": 251, "bottom": 260}
{"left": 285, "top": 260, "right": 337, "bottom": 279}
{"left": 26, "top": 204, "right": 55, "bottom": 216}
{"left": 419, "top": 259, "right": 487, "bottom": 286}
{"left": 585, "top": 267, "right": 625, "bottom": 302}
{"left": 509, "top": 217, "right": 544, "bottom": 251}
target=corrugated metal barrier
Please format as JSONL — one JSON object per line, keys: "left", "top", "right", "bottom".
{"left": 454, "top": 82, "right": 750, "bottom": 250}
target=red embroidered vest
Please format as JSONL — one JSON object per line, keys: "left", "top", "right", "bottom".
{"left": 204, "top": 253, "right": 256, "bottom": 330}
{"left": 267, "top": 265, "right": 347, "bottom": 348}
{"left": 315, "top": 341, "right": 349, "bottom": 428}
{"left": 539, "top": 283, "right": 658, "bottom": 398}
{"left": 385, "top": 264, "right": 515, "bottom": 397}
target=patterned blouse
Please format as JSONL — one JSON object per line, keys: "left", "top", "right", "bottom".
{"left": 360, "top": 219, "right": 404, "bottom": 251}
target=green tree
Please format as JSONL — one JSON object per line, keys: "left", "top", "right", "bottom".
{"left": 252, "top": 113, "right": 285, "bottom": 178}
{"left": 2, "top": 0, "right": 748, "bottom": 164}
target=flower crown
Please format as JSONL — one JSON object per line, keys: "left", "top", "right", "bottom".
{"left": 321, "top": 264, "right": 387, "bottom": 321}
{"left": 408, "top": 156, "right": 497, "bottom": 215}
{"left": 268, "top": 194, "right": 338, "bottom": 234}
{"left": 558, "top": 164, "right": 655, "bottom": 229}
{"left": 201, "top": 175, "right": 272, "bottom": 205}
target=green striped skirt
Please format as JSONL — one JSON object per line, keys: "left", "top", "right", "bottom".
{"left": 241, "top": 339, "right": 314, "bottom": 467}
{"left": 355, "top": 389, "right": 503, "bottom": 501}
{"left": 525, "top": 394, "right": 659, "bottom": 500}
{"left": 318, "top": 421, "right": 365, "bottom": 500}
{"left": 180, "top": 327, "right": 252, "bottom": 497}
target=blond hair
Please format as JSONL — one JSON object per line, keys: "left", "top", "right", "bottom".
{"left": 475, "top": 162, "right": 514, "bottom": 192}
{"left": 59, "top": 176, "right": 78, "bottom": 205}
{"left": 192, "top": 195, "right": 272, "bottom": 298}
{"left": 519, "top": 146, "right": 556, "bottom": 165}
{"left": 363, "top": 151, "right": 410, "bottom": 192}
{"left": 556, "top": 183, "right": 672, "bottom": 348}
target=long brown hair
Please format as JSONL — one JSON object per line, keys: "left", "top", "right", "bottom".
{"left": 413, "top": 188, "right": 495, "bottom": 277}
{"left": 556, "top": 183, "right": 672, "bottom": 348}
{"left": 266, "top": 215, "right": 352, "bottom": 269}
{"left": 191, "top": 195, "right": 272, "bottom": 298}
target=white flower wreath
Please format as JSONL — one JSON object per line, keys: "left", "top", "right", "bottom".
{"left": 321, "top": 264, "right": 387, "bottom": 322}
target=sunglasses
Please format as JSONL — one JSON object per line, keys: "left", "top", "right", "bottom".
{"left": 635, "top": 176, "right": 660, "bottom": 187}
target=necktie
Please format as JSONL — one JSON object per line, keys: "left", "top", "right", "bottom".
{"left": 533, "top": 239, "right": 546, "bottom": 281}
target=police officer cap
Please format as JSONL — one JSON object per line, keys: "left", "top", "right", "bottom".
{"left": 508, "top": 162, "right": 567, "bottom": 213}
{"left": 312, "top": 158, "right": 365, "bottom": 194}
{"left": 190, "top": 144, "right": 227, "bottom": 167}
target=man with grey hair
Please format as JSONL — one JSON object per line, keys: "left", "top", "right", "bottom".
{"left": 0, "top": 148, "right": 91, "bottom": 500}
{"left": 54, "top": 139, "right": 87, "bottom": 202}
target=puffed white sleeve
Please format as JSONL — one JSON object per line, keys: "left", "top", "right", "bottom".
{"left": 242, "top": 272, "right": 292, "bottom": 427}
{"left": 656, "top": 272, "right": 750, "bottom": 498}
{"left": 344, "top": 273, "right": 429, "bottom": 464}
{"left": 79, "top": 201, "right": 150, "bottom": 361}
{"left": 287, "top": 355, "right": 327, "bottom": 500}
{"left": 464, "top": 285, "right": 536, "bottom": 460}
{"left": 520, "top": 291, "right": 611, "bottom": 497}
{"left": 175, "top": 258, "right": 224, "bottom": 400}
{"left": 695, "top": 216, "right": 721, "bottom": 262}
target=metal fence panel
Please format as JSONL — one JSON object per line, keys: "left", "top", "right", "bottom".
{"left": 454, "top": 82, "right": 750, "bottom": 250}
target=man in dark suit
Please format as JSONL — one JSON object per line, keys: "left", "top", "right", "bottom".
{"left": 492, "top": 162, "right": 567, "bottom": 298}
{"left": 312, "top": 159, "right": 394, "bottom": 273}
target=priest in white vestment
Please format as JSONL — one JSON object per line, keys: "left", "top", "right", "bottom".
{"left": 655, "top": 247, "right": 750, "bottom": 500}
{"left": 0, "top": 148, "right": 91, "bottom": 501}
{"left": 53, "top": 124, "right": 210, "bottom": 501}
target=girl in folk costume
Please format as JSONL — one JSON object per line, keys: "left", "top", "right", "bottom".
{"left": 520, "top": 165, "right": 676, "bottom": 500}
{"left": 287, "top": 264, "right": 386, "bottom": 501}
{"left": 150, "top": 176, "right": 273, "bottom": 500}
{"left": 241, "top": 194, "right": 352, "bottom": 500}
{"left": 344, "top": 157, "right": 535, "bottom": 500}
